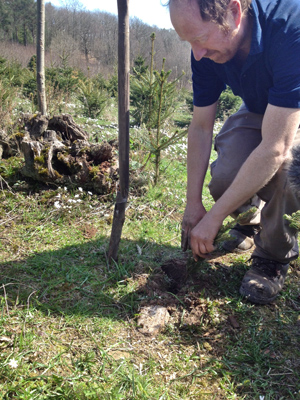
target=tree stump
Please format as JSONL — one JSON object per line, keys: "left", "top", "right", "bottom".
{"left": 19, "top": 113, "right": 119, "bottom": 194}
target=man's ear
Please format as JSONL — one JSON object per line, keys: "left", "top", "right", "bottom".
{"left": 229, "top": 0, "right": 242, "bottom": 27}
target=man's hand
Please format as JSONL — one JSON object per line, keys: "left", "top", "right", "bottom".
{"left": 190, "top": 211, "right": 223, "bottom": 260}
{"left": 181, "top": 104, "right": 217, "bottom": 253}
{"left": 181, "top": 202, "right": 207, "bottom": 251}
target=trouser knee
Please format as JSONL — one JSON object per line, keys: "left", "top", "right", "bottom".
{"left": 208, "top": 160, "right": 233, "bottom": 201}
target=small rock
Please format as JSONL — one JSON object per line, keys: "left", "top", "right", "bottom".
{"left": 228, "top": 314, "right": 240, "bottom": 329}
{"left": 137, "top": 305, "right": 170, "bottom": 336}
{"left": 203, "top": 341, "right": 213, "bottom": 351}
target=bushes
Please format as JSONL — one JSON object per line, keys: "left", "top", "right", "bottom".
{"left": 0, "top": 58, "right": 24, "bottom": 88}
{"left": 186, "top": 86, "right": 242, "bottom": 120}
{"left": 77, "top": 78, "right": 109, "bottom": 118}
{"left": 216, "top": 88, "right": 242, "bottom": 119}
{"left": 46, "top": 67, "right": 84, "bottom": 94}
{"left": 0, "top": 55, "right": 110, "bottom": 119}
{"left": 0, "top": 58, "right": 23, "bottom": 129}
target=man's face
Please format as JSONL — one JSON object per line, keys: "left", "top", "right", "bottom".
{"left": 170, "top": 0, "right": 241, "bottom": 64}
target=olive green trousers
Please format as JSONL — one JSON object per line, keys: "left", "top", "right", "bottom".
{"left": 209, "top": 104, "right": 300, "bottom": 263}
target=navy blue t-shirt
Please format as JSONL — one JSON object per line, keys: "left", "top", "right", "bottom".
{"left": 192, "top": 0, "right": 300, "bottom": 114}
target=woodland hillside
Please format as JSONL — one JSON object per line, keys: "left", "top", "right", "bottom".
{"left": 0, "top": 0, "right": 191, "bottom": 83}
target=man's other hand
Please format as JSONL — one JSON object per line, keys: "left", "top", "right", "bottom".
{"left": 181, "top": 202, "right": 207, "bottom": 251}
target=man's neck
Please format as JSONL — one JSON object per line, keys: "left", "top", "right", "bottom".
{"left": 234, "top": 12, "right": 253, "bottom": 67}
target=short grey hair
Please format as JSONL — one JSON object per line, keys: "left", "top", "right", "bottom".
{"left": 166, "top": 0, "right": 252, "bottom": 28}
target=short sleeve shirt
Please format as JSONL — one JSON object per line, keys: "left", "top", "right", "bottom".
{"left": 192, "top": 0, "right": 300, "bottom": 114}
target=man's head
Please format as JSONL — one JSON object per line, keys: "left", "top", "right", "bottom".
{"left": 168, "top": 0, "right": 253, "bottom": 64}
{"left": 167, "top": 0, "right": 251, "bottom": 30}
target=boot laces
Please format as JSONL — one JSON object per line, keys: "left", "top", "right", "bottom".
{"left": 251, "top": 257, "right": 284, "bottom": 278}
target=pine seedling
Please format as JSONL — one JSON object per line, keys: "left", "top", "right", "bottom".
{"left": 214, "top": 207, "right": 258, "bottom": 245}
{"left": 130, "top": 34, "right": 186, "bottom": 184}
{"left": 284, "top": 211, "right": 300, "bottom": 231}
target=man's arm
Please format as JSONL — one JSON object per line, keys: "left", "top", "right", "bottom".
{"left": 181, "top": 102, "right": 217, "bottom": 251}
{"left": 190, "top": 104, "right": 300, "bottom": 259}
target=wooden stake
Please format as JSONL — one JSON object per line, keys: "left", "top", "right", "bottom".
{"left": 108, "top": 0, "right": 130, "bottom": 263}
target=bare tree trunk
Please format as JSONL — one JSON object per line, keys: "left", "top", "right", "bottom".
{"left": 37, "top": 0, "right": 47, "bottom": 115}
{"left": 108, "top": 0, "right": 130, "bottom": 263}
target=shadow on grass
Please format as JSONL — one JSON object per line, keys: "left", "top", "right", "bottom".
{"left": 0, "top": 236, "right": 184, "bottom": 318}
{"left": 1, "top": 237, "right": 299, "bottom": 322}
{"left": 0, "top": 236, "right": 248, "bottom": 318}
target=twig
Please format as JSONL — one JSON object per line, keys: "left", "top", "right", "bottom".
{"left": 27, "top": 291, "right": 37, "bottom": 312}
{"left": 268, "top": 372, "right": 294, "bottom": 376}
{"left": 170, "top": 367, "right": 199, "bottom": 381}
{"left": 0, "top": 237, "right": 13, "bottom": 244}
{"left": 2, "top": 284, "right": 9, "bottom": 316}
{"left": 163, "top": 235, "right": 179, "bottom": 244}
{"left": 0, "top": 174, "right": 14, "bottom": 194}
{"left": 0, "top": 215, "right": 18, "bottom": 227}
{"left": 197, "top": 341, "right": 203, "bottom": 369}
{"left": 103, "top": 248, "right": 110, "bottom": 272}
{"left": 159, "top": 208, "right": 176, "bottom": 223}
{"left": 0, "top": 282, "right": 36, "bottom": 291}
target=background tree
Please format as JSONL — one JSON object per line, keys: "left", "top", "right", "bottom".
{"left": 0, "top": 0, "right": 36, "bottom": 45}
{"left": 37, "top": 0, "right": 47, "bottom": 115}
{"left": 0, "top": 0, "right": 191, "bottom": 84}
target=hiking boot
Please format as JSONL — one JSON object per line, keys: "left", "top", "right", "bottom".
{"left": 239, "top": 257, "right": 289, "bottom": 304}
{"left": 222, "top": 224, "right": 260, "bottom": 253}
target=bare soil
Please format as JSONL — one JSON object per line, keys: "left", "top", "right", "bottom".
{"left": 131, "top": 250, "right": 251, "bottom": 335}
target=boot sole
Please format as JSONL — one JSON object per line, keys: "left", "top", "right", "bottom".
{"left": 239, "top": 286, "right": 278, "bottom": 304}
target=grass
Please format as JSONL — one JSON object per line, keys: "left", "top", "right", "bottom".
{"left": 0, "top": 108, "right": 300, "bottom": 400}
